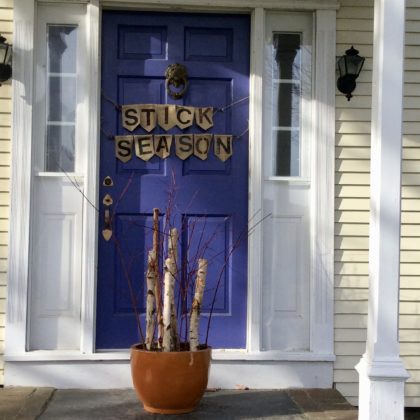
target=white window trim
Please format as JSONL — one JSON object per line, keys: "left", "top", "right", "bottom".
{"left": 7, "top": 0, "right": 336, "bottom": 360}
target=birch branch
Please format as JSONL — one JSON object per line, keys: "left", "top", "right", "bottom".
{"left": 189, "top": 258, "right": 208, "bottom": 351}
{"left": 153, "top": 208, "right": 164, "bottom": 348}
{"left": 168, "top": 228, "right": 180, "bottom": 350}
{"left": 168, "top": 227, "right": 178, "bottom": 262}
{"left": 162, "top": 257, "right": 176, "bottom": 352}
{"left": 145, "top": 250, "right": 156, "bottom": 350}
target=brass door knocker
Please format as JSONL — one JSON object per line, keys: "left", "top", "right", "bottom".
{"left": 165, "top": 63, "right": 188, "bottom": 100}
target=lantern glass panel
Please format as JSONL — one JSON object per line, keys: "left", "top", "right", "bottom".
{"left": 346, "top": 55, "right": 363, "bottom": 76}
{"left": 0, "top": 42, "right": 9, "bottom": 64}
{"left": 337, "top": 56, "right": 347, "bottom": 77}
{"left": 5, "top": 45, "right": 11, "bottom": 65}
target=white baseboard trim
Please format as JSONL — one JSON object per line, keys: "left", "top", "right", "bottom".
{"left": 4, "top": 350, "right": 336, "bottom": 362}
{"left": 5, "top": 360, "right": 333, "bottom": 389}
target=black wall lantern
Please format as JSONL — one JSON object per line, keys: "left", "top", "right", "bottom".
{"left": 0, "top": 34, "right": 12, "bottom": 86}
{"left": 337, "top": 46, "right": 365, "bottom": 101}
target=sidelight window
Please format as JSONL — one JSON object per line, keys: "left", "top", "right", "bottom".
{"left": 45, "top": 25, "right": 78, "bottom": 172}
{"left": 271, "top": 33, "right": 301, "bottom": 176}
{"left": 264, "top": 14, "right": 312, "bottom": 180}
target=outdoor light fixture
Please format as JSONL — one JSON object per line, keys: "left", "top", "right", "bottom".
{"left": 337, "top": 46, "right": 365, "bottom": 101}
{"left": 0, "top": 34, "right": 12, "bottom": 86}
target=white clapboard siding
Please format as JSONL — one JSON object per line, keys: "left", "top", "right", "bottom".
{"left": 335, "top": 276, "right": 368, "bottom": 289}
{"left": 0, "top": 0, "right": 12, "bottom": 386}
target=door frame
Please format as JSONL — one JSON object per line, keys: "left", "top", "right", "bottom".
{"left": 7, "top": 0, "right": 337, "bottom": 362}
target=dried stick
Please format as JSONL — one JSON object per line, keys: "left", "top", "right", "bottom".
{"left": 145, "top": 250, "right": 156, "bottom": 350}
{"left": 168, "top": 228, "right": 180, "bottom": 350}
{"left": 189, "top": 259, "right": 208, "bottom": 351}
{"left": 163, "top": 257, "right": 176, "bottom": 352}
{"left": 153, "top": 208, "right": 164, "bottom": 348}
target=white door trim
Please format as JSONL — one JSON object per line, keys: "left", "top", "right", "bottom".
{"left": 310, "top": 9, "right": 336, "bottom": 355}
{"left": 81, "top": 0, "right": 101, "bottom": 355}
{"left": 247, "top": 6, "right": 265, "bottom": 353}
{"left": 7, "top": 0, "right": 336, "bottom": 364}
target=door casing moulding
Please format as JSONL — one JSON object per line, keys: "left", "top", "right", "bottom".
{"left": 7, "top": 0, "right": 336, "bottom": 386}
{"left": 37, "top": 0, "right": 339, "bottom": 10}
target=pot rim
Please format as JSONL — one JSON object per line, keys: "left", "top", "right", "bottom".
{"left": 130, "top": 343, "right": 212, "bottom": 353}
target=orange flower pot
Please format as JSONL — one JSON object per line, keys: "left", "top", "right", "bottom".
{"left": 130, "top": 345, "right": 211, "bottom": 414}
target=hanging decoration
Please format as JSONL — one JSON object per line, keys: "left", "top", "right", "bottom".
{"left": 115, "top": 133, "right": 233, "bottom": 163}
{"left": 102, "top": 93, "right": 249, "bottom": 163}
{"left": 121, "top": 104, "right": 214, "bottom": 132}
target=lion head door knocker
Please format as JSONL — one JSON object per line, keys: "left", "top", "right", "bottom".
{"left": 165, "top": 63, "right": 189, "bottom": 100}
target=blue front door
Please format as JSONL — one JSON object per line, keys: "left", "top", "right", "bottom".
{"left": 97, "top": 11, "right": 250, "bottom": 349}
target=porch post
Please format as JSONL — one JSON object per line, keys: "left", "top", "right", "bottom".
{"left": 355, "top": 0, "right": 409, "bottom": 419}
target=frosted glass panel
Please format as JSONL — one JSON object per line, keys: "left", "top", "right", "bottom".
{"left": 46, "top": 125, "right": 75, "bottom": 172}
{"left": 48, "top": 25, "right": 77, "bottom": 73}
{"left": 46, "top": 24, "right": 77, "bottom": 172}
{"left": 272, "top": 33, "right": 301, "bottom": 177}
{"left": 48, "top": 76, "right": 77, "bottom": 122}
{"left": 273, "top": 34, "right": 301, "bottom": 80}
{"left": 273, "top": 82, "right": 300, "bottom": 128}
{"left": 274, "top": 130, "right": 300, "bottom": 176}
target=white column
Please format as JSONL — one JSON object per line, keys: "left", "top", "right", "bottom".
{"left": 355, "top": 0, "right": 409, "bottom": 419}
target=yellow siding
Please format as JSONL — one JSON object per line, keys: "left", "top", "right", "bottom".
{"left": 1, "top": 0, "right": 420, "bottom": 405}
{"left": 0, "top": 0, "right": 12, "bottom": 386}
{"left": 335, "top": 0, "right": 420, "bottom": 407}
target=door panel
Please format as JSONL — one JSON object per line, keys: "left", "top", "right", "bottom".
{"left": 96, "top": 11, "right": 250, "bottom": 349}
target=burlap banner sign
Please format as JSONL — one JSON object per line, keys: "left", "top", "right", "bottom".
{"left": 134, "top": 135, "right": 154, "bottom": 161}
{"left": 175, "top": 134, "right": 193, "bottom": 160}
{"left": 117, "top": 103, "right": 236, "bottom": 162}
{"left": 115, "top": 134, "right": 233, "bottom": 163}
{"left": 214, "top": 135, "right": 233, "bottom": 162}
{"left": 115, "top": 135, "right": 134, "bottom": 163}
{"left": 194, "top": 134, "right": 212, "bottom": 161}
{"left": 122, "top": 104, "right": 214, "bottom": 132}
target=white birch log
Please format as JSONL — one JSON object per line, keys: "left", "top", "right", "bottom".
{"left": 189, "top": 258, "right": 208, "bottom": 351}
{"left": 168, "top": 227, "right": 178, "bottom": 263}
{"left": 168, "top": 228, "right": 180, "bottom": 350}
{"left": 162, "top": 257, "right": 176, "bottom": 352}
{"left": 152, "top": 208, "right": 164, "bottom": 348}
{"left": 145, "top": 250, "right": 156, "bottom": 350}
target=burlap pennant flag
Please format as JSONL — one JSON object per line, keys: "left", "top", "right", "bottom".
{"left": 214, "top": 135, "right": 233, "bottom": 162}
{"left": 121, "top": 105, "right": 140, "bottom": 132}
{"left": 176, "top": 106, "right": 195, "bottom": 129}
{"left": 115, "top": 135, "right": 133, "bottom": 163}
{"left": 154, "top": 135, "right": 173, "bottom": 159}
{"left": 134, "top": 135, "right": 155, "bottom": 161}
{"left": 175, "top": 134, "right": 194, "bottom": 160}
{"left": 157, "top": 105, "right": 177, "bottom": 130}
{"left": 195, "top": 107, "right": 214, "bottom": 130}
{"left": 194, "top": 134, "right": 212, "bottom": 160}
{"left": 139, "top": 105, "right": 157, "bottom": 132}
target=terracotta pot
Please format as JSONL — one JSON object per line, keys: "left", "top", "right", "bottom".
{"left": 130, "top": 345, "right": 211, "bottom": 414}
